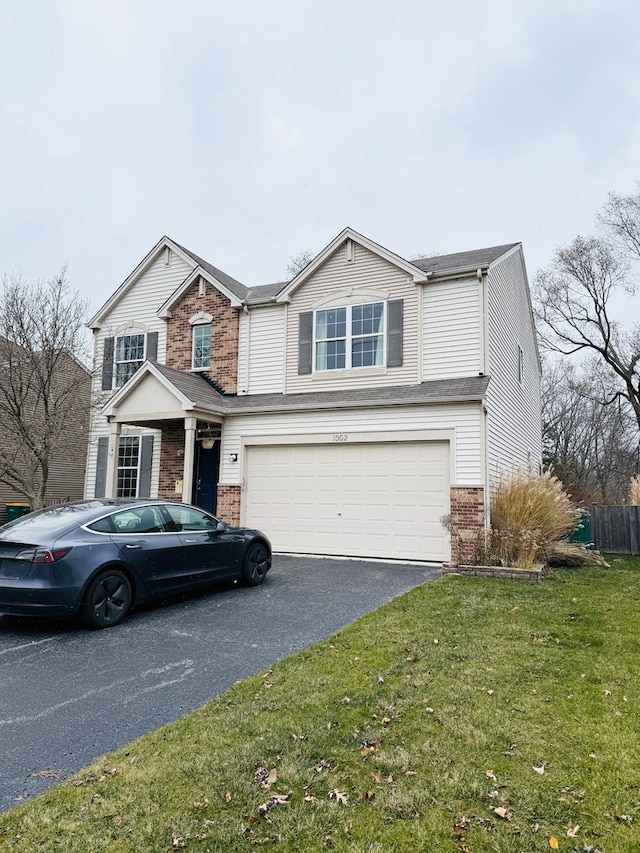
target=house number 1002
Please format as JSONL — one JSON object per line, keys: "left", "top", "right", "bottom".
{"left": 333, "top": 433, "right": 349, "bottom": 442}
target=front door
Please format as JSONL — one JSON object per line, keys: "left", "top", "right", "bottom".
{"left": 193, "top": 441, "right": 220, "bottom": 515}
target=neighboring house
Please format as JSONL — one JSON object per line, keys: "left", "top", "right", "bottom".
{"left": 0, "top": 339, "right": 91, "bottom": 523}
{"left": 85, "top": 227, "right": 542, "bottom": 562}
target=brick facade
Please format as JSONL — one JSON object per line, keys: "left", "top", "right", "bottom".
{"left": 165, "top": 280, "right": 239, "bottom": 393}
{"left": 158, "top": 421, "right": 187, "bottom": 501}
{"left": 217, "top": 484, "right": 241, "bottom": 525}
{"left": 449, "top": 486, "right": 486, "bottom": 563}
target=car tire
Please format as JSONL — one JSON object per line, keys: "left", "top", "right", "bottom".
{"left": 81, "top": 568, "right": 133, "bottom": 629}
{"left": 241, "top": 542, "right": 271, "bottom": 586}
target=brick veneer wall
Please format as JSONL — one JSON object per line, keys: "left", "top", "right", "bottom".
{"left": 449, "top": 486, "right": 486, "bottom": 563}
{"left": 217, "top": 485, "right": 241, "bottom": 525}
{"left": 165, "top": 280, "right": 239, "bottom": 393}
{"left": 158, "top": 421, "right": 187, "bottom": 501}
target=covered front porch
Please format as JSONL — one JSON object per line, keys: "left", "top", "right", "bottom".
{"left": 100, "top": 361, "right": 230, "bottom": 515}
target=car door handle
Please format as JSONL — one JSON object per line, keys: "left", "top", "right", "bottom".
{"left": 183, "top": 537, "right": 199, "bottom": 543}
{"left": 125, "top": 543, "right": 141, "bottom": 549}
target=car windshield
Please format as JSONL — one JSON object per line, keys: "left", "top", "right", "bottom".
{"left": 2, "top": 502, "right": 105, "bottom": 531}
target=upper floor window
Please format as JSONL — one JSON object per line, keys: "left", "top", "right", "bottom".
{"left": 315, "top": 302, "right": 385, "bottom": 371}
{"left": 192, "top": 324, "right": 211, "bottom": 370}
{"left": 115, "top": 334, "right": 145, "bottom": 387}
{"left": 101, "top": 331, "right": 157, "bottom": 392}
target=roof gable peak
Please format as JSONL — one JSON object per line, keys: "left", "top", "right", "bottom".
{"left": 275, "top": 227, "right": 429, "bottom": 302}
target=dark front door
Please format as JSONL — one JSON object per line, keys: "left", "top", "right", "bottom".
{"left": 193, "top": 441, "right": 220, "bottom": 515}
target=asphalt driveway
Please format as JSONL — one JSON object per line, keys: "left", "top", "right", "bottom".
{"left": 0, "top": 554, "right": 439, "bottom": 812}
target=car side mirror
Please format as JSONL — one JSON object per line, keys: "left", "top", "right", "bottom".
{"left": 210, "top": 521, "right": 227, "bottom": 536}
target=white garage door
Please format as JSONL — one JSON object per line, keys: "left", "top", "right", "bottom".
{"left": 244, "top": 441, "right": 450, "bottom": 562}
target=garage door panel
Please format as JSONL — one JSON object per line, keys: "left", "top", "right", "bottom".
{"left": 244, "top": 441, "right": 450, "bottom": 561}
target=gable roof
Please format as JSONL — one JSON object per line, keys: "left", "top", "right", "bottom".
{"left": 88, "top": 236, "right": 250, "bottom": 330}
{"left": 90, "top": 231, "right": 523, "bottom": 327}
{"left": 101, "top": 360, "right": 228, "bottom": 418}
{"left": 274, "top": 227, "right": 430, "bottom": 303}
{"left": 171, "top": 241, "right": 248, "bottom": 302}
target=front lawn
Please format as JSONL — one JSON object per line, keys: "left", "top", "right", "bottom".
{"left": 2, "top": 556, "right": 639, "bottom": 852}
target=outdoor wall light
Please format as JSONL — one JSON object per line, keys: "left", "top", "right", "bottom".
{"left": 230, "top": 453, "right": 238, "bottom": 462}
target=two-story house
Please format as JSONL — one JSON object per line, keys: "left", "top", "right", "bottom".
{"left": 85, "top": 227, "right": 542, "bottom": 563}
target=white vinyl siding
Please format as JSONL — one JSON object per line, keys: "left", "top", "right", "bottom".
{"left": 218, "top": 403, "right": 483, "bottom": 487}
{"left": 240, "top": 305, "right": 285, "bottom": 395}
{"left": 85, "top": 250, "right": 196, "bottom": 499}
{"left": 285, "top": 243, "right": 418, "bottom": 392}
{"left": 84, "top": 425, "right": 162, "bottom": 500}
{"left": 485, "top": 249, "right": 542, "bottom": 482}
{"left": 422, "top": 277, "right": 482, "bottom": 380}
{"left": 244, "top": 440, "right": 450, "bottom": 561}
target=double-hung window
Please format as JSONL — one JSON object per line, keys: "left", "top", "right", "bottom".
{"left": 116, "top": 437, "right": 140, "bottom": 497}
{"left": 192, "top": 324, "right": 211, "bottom": 370}
{"left": 315, "top": 302, "right": 385, "bottom": 371}
{"left": 115, "top": 334, "right": 145, "bottom": 387}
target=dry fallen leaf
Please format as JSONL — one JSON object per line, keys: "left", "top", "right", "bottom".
{"left": 330, "top": 789, "right": 349, "bottom": 805}
{"left": 567, "top": 824, "right": 580, "bottom": 837}
{"left": 485, "top": 770, "right": 497, "bottom": 781}
{"left": 260, "top": 769, "right": 278, "bottom": 790}
{"left": 533, "top": 763, "right": 546, "bottom": 775}
{"left": 493, "top": 807, "right": 512, "bottom": 820}
{"left": 258, "top": 793, "right": 290, "bottom": 813}
{"left": 549, "top": 838, "right": 559, "bottom": 849}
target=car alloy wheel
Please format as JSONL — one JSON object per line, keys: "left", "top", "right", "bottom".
{"left": 241, "top": 542, "right": 270, "bottom": 586}
{"left": 82, "top": 569, "right": 133, "bottom": 629}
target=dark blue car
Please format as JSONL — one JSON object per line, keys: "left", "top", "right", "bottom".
{"left": 0, "top": 499, "right": 271, "bottom": 628}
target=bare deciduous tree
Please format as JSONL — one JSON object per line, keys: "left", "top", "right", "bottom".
{"left": 0, "top": 269, "right": 91, "bottom": 509}
{"left": 542, "top": 358, "right": 639, "bottom": 503}
{"left": 534, "top": 183, "right": 640, "bottom": 434}
{"left": 286, "top": 250, "right": 315, "bottom": 279}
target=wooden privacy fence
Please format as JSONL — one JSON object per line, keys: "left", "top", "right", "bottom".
{"left": 589, "top": 505, "right": 640, "bottom": 554}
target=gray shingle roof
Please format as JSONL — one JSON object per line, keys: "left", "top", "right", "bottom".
{"left": 411, "top": 244, "right": 519, "bottom": 275}
{"left": 149, "top": 365, "right": 490, "bottom": 414}
{"left": 227, "top": 376, "right": 490, "bottom": 412}
{"left": 151, "top": 362, "right": 227, "bottom": 410}
{"left": 172, "top": 241, "right": 249, "bottom": 301}
{"left": 172, "top": 238, "right": 520, "bottom": 305}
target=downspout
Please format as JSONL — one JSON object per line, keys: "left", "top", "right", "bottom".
{"left": 241, "top": 300, "right": 250, "bottom": 395}
{"left": 478, "top": 267, "right": 491, "bottom": 526}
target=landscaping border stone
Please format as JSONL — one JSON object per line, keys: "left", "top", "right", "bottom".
{"left": 442, "top": 563, "right": 543, "bottom": 582}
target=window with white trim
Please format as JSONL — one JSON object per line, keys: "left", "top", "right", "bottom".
{"left": 116, "top": 436, "right": 139, "bottom": 497}
{"left": 115, "top": 334, "right": 145, "bottom": 387}
{"left": 192, "top": 324, "right": 211, "bottom": 370}
{"left": 315, "top": 302, "right": 385, "bottom": 371}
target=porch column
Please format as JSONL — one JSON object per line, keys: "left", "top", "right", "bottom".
{"left": 105, "top": 421, "right": 122, "bottom": 498}
{"left": 182, "top": 416, "right": 197, "bottom": 504}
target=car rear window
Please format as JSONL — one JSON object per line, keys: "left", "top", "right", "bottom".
{"left": 4, "top": 503, "right": 103, "bottom": 531}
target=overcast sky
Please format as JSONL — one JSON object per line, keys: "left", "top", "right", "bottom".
{"left": 1, "top": 0, "right": 639, "bottom": 315}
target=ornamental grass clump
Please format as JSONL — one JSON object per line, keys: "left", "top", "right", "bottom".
{"left": 630, "top": 475, "right": 640, "bottom": 505}
{"left": 489, "top": 468, "right": 581, "bottom": 569}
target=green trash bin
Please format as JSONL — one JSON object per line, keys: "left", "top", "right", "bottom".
{"left": 5, "top": 502, "right": 31, "bottom": 522}
{"left": 571, "top": 510, "right": 592, "bottom": 548}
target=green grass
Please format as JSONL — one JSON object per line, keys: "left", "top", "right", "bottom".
{"left": 2, "top": 556, "right": 640, "bottom": 852}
